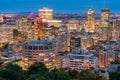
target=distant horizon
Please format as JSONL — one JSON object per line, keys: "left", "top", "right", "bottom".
{"left": 0, "top": 11, "right": 120, "bottom": 15}
{"left": 0, "top": 0, "right": 120, "bottom": 14}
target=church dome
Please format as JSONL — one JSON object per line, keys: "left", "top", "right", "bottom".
{"left": 27, "top": 13, "right": 36, "bottom": 19}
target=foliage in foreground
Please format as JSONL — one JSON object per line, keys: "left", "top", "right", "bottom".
{"left": 109, "top": 72, "right": 120, "bottom": 80}
{"left": 0, "top": 62, "right": 106, "bottom": 80}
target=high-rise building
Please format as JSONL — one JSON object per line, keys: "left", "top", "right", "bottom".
{"left": 81, "top": 36, "right": 94, "bottom": 50}
{"left": 38, "top": 7, "right": 53, "bottom": 20}
{"left": 67, "top": 20, "right": 80, "bottom": 33}
{"left": 22, "top": 40, "right": 56, "bottom": 69}
{"left": 34, "top": 18, "right": 45, "bottom": 39}
{"left": 114, "top": 19, "right": 120, "bottom": 38}
{"left": 100, "top": 8, "right": 110, "bottom": 41}
{"left": 101, "top": 8, "right": 110, "bottom": 27}
{"left": 85, "top": 8, "right": 95, "bottom": 32}
{"left": 98, "top": 50, "right": 109, "bottom": 68}
{"left": 0, "top": 15, "right": 4, "bottom": 23}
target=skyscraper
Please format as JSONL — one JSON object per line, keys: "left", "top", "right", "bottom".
{"left": 100, "top": 8, "right": 110, "bottom": 41}
{"left": 98, "top": 50, "right": 109, "bottom": 68}
{"left": 85, "top": 8, "right": 95, "bottom": 32}
{"left": 114, "top": 19, "right": 120, "bottom": 38}
{"left": 101, "top": 8, "right": 110, "bottom": 27}
{"left": 38, "top": 7, "right": 53, "bottom": 20}
{"left": 67, "top": 20, "right": 80, "bottom": 33}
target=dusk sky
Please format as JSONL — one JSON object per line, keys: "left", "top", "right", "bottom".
{"left": 0, "top": 0, "right": 120, "bottom": 14}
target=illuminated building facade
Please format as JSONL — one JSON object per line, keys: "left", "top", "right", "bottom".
{"left": 101, "top": 8, "right": 110, "bottom": 27}
{"left": 59, "top": 25, "right": 68, "bottom": 36}
{"left": 38, "top": 7, "right": 53, "bottom": 20}
{"left": 112, "top": 29, "right": 119, "bottom": 41}
{"left": 34, "top": 18, "right": 45, "bottom": 39}
{"left": 22, "top": 40, "right": 56, "bottom": 69}
{"left": 85, "top": 8, "right": 95, "bottom": 32}
{"left": 59, "top": 35, "right": 68, "bottom": 52}
{"left": 0, "top": 15, "right": 4, "bottom": 23}
{"left": 80, "top": 32, "right": 99, "bottom": 50}
{"left": 96, "top": 40, "right": 120, "bottom": 68}
{"left": 70, "top": 37, "right": 81, "bottom": 50}
{"left": 17, "top": 18, "right": 28, "bottom": 30}
{"left": 0, "top": 25, "right": 15, "bottom": 44}
{"left": 67, "top": 20, "right": 80, "bottom": 33}
{"left": 114, "top": 19, "right": 120, "bottom": 39}
{"left": 98, "top": 50, "right": 108, "bottom": 68}
{"left": 39, "top": 7, "right": 62, "bottom": 27}
{"left": 98, "top": 48, "right": 118, "bottom": 68}
{"left": 16, "top": 14, "right": 37, "bottom": 40}
{"left": 81, "top": 36, "right": 94, "bottom": 50}
{"left": 45, "top": 20, "right": 62, "bottom": 27}
{"left": 100, "top": 8, "right": 110, "bottom": 41}
{"left": 63, "top": 48, "right": 98, "bottom": 70}
{"left": 55, "top": 52, "right": 66, "bottom": 68}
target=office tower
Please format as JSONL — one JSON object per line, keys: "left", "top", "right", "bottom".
{"left": 85, "top": 8, "right": 95, "bottom": 32}
{"left": 81, "top": 35, "right": 94, "bottom": 50}
{"left": 38, "top": 7, "right": 62, "bottom": 27}
{"left": 101, "top": 8, "right": 110, "bottom": 27}
{"left": 38, "top": 7, "right": 53, "bottom": 20}
{"left": 114, "top": 19, "right": 120, "bottom": 38}
{"left": 98, "top": 50, "right": 109, "bottom": 68}
{"left": 100, "top": 8, "right": 110, "bottom": 41}
{"left": 67, "top": 20, "right": 80, "bottom": 33}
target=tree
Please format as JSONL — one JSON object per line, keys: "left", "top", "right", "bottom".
{"left": 49, "top": 68, "right": 71, "bottom": 80}
{"left": 0, "top": 69, "right": 24, "bottom": 80}
{"left": 68, "top": 70, "right": 79, "bottom": 80}
{"left": 79, "top": 69, "right": 106, "bottom": 80}
{"left": 28, "top": 72, "right": 50, "bottom": 80}
{"left": 79, "top": 69, "right": 93, "bottom": 80}
{"left": 109, "top": 72, "right": 120, "bottom": 80}
{"left": 0, "top": 63, "right": 25, "bottom": 80}
{"left": 26, "top": 62, "right": 48, "bottom": 79}
{"left": 5, "top": 63, "right": 23, "bottom": 74}
{"left": 0, "top": 62, "right": 106, "bottom": 80}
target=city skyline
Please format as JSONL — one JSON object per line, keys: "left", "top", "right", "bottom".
{"left": 0, "top": 0, "right": 120, "bottom": 14}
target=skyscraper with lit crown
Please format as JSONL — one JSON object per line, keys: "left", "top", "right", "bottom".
{"left": 85, "top": 8, "right": 95, "bottom": 32}
{"left": 100, "top": 8, "right": 110, "bottom": 41}
{"left": 101, "top": 8, "right": 110, "bottom": 27}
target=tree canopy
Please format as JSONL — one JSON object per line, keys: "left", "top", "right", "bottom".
{"left": 0, "top": 62, "right": 106, "bottom": 80}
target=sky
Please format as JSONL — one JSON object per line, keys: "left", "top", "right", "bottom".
{"left": 0, "top": 0, "right": 120, "bottom": 14}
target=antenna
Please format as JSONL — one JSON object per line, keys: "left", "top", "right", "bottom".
{"left": 104, "top": 0, "right": 106, "bottom": 8}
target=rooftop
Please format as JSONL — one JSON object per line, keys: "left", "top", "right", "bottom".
{"left": 27, "top": 13, "right": 36, "bottom": 19}
{"left": 23, "top": 39, "right": 53, "bottom": 46}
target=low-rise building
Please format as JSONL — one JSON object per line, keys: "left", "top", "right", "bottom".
{"left": 63, "top": 48, "right": 98, "bottom": 70}
{"left": 108, "top": 64, "right": 120, "bottom": 72}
